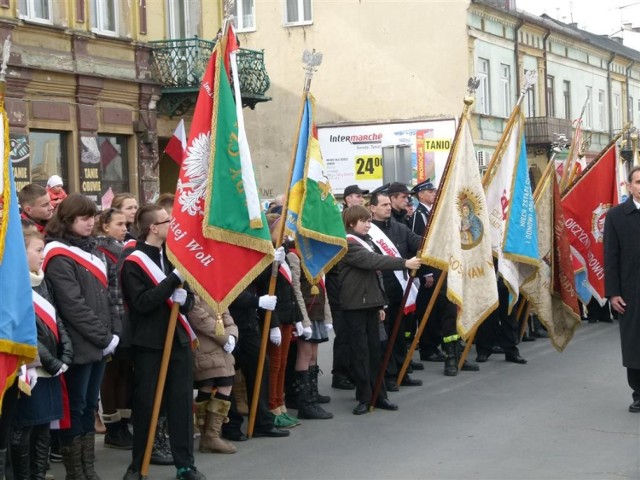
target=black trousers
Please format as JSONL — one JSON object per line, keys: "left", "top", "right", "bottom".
{"left": 224, "top": 325, "right": 274, "bottom": 434}
{"left": 331, "top": 308, "right": 352, "bottom": 379}
{"left": 627, "top": 368, "right": 640, "bottom": 401}
{"left": 130, "top": 342, "right": 194, "bottom": 471}
{"left": 345, "top": 308, "right": 387, "bottom": 404}
{"left": 383, "top": 303, "right": 410, "bottom": 378}
{"left": 476, "top": 284, "right": 519, "bottom": 357}
{"left": 416, "top": 285, "right": 445, "bottom": 354}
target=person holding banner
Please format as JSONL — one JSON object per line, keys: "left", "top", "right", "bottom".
{"left": 43, "top": 193, "right": 120, "bottom": 480}
{"left": 604, "top": 166, "right": 640, "bottom": 413}
{"left": 119, "top": 204, "right": 205, "bottom": 480}
{"left": 11, "top": 227, "right": 73, "bottom": 480}
{"left": 340, "top": 206, "right": 421, "bottom": 415}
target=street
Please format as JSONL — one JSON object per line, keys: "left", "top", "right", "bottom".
{"left": 54, "top": 322, "right": 640, "bottom": 480}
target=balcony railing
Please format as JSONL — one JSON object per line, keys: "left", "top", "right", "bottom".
{"left": 524, "top": 117, "right": 573, "bottom": 145}
{"left": 149, "top": 37, "right": 271, "bottom": 115}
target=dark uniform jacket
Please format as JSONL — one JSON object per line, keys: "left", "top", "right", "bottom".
{"left": 120, "top": 241, "right": 194, "bottom": 350}
{"left": 604, "top": 196, "right": 640, "bottom": 369}
{"left": 44, "top": 237, "right": 115, "bottom": 364}
{"left": 339, "top": 234, "right": 407, "bottom": 311}
{"left": 409, "top": 202, "right": 443, "bottom": 285}
{"left": 370, "top": 218, "right": 422, "bottom": 303}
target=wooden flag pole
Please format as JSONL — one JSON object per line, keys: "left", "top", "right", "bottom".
{"left": 519, "top": 302, "right": 533, "bottom": 341}
{"left": 141, "top": 301, "right": 181, "bottom": 478}
{"left": 457, "top": 327, "right": 477, "bottom": 370}
{"left": 247, "top": 50, "right": 321, "bottom": 438}
{"left": 397, "top": 272, "right": 447, "bottom": 385}
{"left": 559, "top": 95, "right": 590, "bottom": 191}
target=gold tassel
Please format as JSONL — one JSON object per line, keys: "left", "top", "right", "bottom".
{"left": 310, "top": 284, "right": 319, "bottom": 295}
{"left": 215, "top": 312, "right": 225, "bottom": 336}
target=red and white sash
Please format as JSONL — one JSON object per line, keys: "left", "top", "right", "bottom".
{"left": 125, "top": 250, "right": 198, "bottom": 348}
{"left": 279, "top": 261, "right": 292, "bottom": 284}
{"left": 350, "top": 226, "right": 418, "bottom": 314}
{"left": 43, "top": 241, "right": 108, "bottom": 288}
{"left": 123, "top": 239, "right": 137, "bottom": 250}
{"left": 33, "top": 291, "right": 59, "bottom": 340}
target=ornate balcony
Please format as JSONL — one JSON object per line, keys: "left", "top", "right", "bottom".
{"left": 150, "top": 37, "right": 271, "bottom": 116}
{"left": 524, "top": 116, "right": 573, "bottom": 145}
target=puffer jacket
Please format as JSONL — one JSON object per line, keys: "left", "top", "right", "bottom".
{"left": 189, "top": 295, "right": 238, "bottom": 381}
{"left": 339, "top": 233, "right": 407, "bottom": 311}
{"left": 95, "top": 236, "right": 124, "bottom": 337}
{"left": 32, "top": 275, "right": 74, "bottom": 375}
{"left": 44, "top": 237, "right": 114, "bottom": 364}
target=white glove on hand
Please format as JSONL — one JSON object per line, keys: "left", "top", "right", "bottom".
{"left": 171, "top": 288, "right": 188, "bottom": 306}
{"left": 26, "top": 368, "right": 38, "bottom": 390}
{"left": 326, "top": 324, "right": 334, "bottom": 332}
{"left": 102, "top": 335, "right": 120, "bottom": 357}
{"left": 55, "top": 363, "right": 69, "bottom": 376}
{"left": 258, "top": 295, "right": 277, "bottom": 311}
{"left": 295, "top": 322, "right": 304, "bottom": 337}
{"left": 223, "top": 336, "right": 236, "bottom": 354}
{"left": 302, "top": 326, "right": 313, "bottom": 340}
{"left": 274, "top": 246, "right": 286, "bottom": 263}
{"left": 172, "top": 268, "right": 184, "bottom": 283}
{"left": 269, "top": 327, "right": 282, "bottom": 346}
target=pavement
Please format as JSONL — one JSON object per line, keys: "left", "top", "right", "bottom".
{"left": 49, "top": 321, "right": 640, "bottom": 480}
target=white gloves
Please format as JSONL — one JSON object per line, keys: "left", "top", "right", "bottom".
{"left": 223, "top": 336, "right": 236, "bottom": 353}
{"left": 172, "top": 268, "right": 184, "bottom": 283}
{"left": 55, "top": 364, "right": 69, "bottom": 376}
{"left": 171, "top": 288, "right": 188, "bottom": 306}
{"left": 269, "top": 327, "right": 282, "bottom": 346}
{"left": 295, "top": 322, "right": 304, "bottom": 337}
{"left": 274, "top": 246, "right": 286, "bottom": 263}
{"left": 26, "top": 368, "right": 38, "bottom": 390}
{"left": 258, "top": 295, "right": 277, "bottom": 311}
{"left": 102, "top": 335, "right": 120, "bottom": 356}
{"left": 302, "top": 326, "right": 313, "bottom": 340}
{"left": 326, "top": 324, "right": 333, "bottom": 332}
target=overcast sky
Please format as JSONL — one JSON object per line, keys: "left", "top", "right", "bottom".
{"left": 515, "top": 0, "right": 640, "bottom": 50}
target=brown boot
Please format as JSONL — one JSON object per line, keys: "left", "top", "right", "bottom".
{"left": 80, "top": 433, "right": 102, "bottom": 480}
{"left": 61, "top": 437, "right": 84, "bottom": 480}
{"left": 233, "top": 371, "right": 249, "bottom": 416}
{"left": 195, "top": 401, "right": 208, "bottom": 438}
{"left": 199, "top": 398, "right": 237, "bottom": 454}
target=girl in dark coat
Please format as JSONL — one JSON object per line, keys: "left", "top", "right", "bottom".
{"left": 11, "top": 228, "right": 73, "bottom": 480}
{"left": 339, "top": 206, "right": 421, "bottom": 415}
{"left": 44, "top": 194, "right": 119, "bottom": 480}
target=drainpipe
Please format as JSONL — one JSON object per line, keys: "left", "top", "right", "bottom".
{"left": 607, "top": 53, "right": 615, "bottom": 138}
{"left": 543, "top": 29, "right": 551, "bottom": 116}
{"left": 626, "top": 60, "right": 635, "bottom": 126}
{"left": 514, "top": 19, "right": 524, "bottom": 108}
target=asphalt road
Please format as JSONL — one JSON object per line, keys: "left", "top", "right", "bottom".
{"left": 51, "top": 321, "right": 640, "bottom": 480}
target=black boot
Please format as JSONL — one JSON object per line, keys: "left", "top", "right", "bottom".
{"left": 104, "top": 420, "right": 133, "bottom": 450}
{"left": 61, "top": 436, "right": 84, "bottom": 480}
{"left": 457, "top": 340, "right": 480, "bottom": 371}
{"left": 81, "top": 433, "right": 102, "bottom": 480}
{"left": 150, "top": 417, "right": 174, "bottom": 466}
{"left": 295, "top": 371, "right": 333, "bottom": 420}
{"left": 443, "top": 342, "right": 458, "bottom": 377}
{"left": 309, "top": 365, "right": 331, "bottom": 404}
{"left": 0, "top": 448, "right": 6, "bottom": 480}
{"left": 285, "top": 372, "right": 304, "bottom": 410}
{"left": 31, "top": 425, "right": 50, "bottom": 480}
{"left": 10, "top": 427, "right": 31, "bottom": 480}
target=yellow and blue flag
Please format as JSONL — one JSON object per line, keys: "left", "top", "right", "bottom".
{"left": 285, "top": 94, "right": 347, "bottom": 283}
{"left": 0, "top": 101, "right": 37, "bottom": 407}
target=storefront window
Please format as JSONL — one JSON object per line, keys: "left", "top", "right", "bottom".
{"left": 79, "top": 134, "right": 129, "bottom": 205}
{"left": 19, "top": 131, "right": 67, "bottom": 191}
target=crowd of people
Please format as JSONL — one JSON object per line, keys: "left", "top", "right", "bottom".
{"left": 0, "top": 174, "right": 616, "bottom": 480}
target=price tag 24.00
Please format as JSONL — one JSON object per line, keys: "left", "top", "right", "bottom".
{"left": 354, "top": 155, "right": 382, "bottom": 180}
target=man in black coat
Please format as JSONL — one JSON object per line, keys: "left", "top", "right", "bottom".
{"left": 604, "top": 165, "right": 640, "bottom": 412}
{"left": 120, "top": 205, "right": 205, "bottom": 480}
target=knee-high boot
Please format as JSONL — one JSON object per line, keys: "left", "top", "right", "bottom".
{"left": 30, "top": 425, "right": 50, "bottom": 480}
{"left": 199, "top": 398, "right": 236, "bottom": 454}
{"left": 308, "top": 366, "right": 331, "bottom": 404}
{"left": 61, "top": 436, "right": 84, "bottom": 480}
{"left": 9, "top": 427, "right": 31, "bottom": 480}
{"left": 296, "top": 371, "right": 333, "bottom": 420}
{"left": 80, "top": 433, "right": 101, "bottom": 480}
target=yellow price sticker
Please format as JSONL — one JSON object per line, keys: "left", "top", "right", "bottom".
{"left": 354, "top": 155, "right": 382, "bottom": 180}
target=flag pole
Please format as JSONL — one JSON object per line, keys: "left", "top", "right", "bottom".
{"left": 561, "top": 125, "right": 629, "bottom": 198}
{"left": 140, "top": 301, "right": 181, "bottom": 478}
{"left": 482, "top": 71, "right": 537, "bottom": 189}
{"left": 394, "top": 79, "right": 480, "bottom": 386}
{"left": 247, "top": 49, "right": 321, "bottom": 438}
{"left": 559, "top": 94, "right": 589, "bottom": 191}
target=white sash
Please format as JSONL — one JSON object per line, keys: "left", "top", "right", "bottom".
{"left": 33, "top": 290, "right": 58, "bottom": 339}
{"left": 279, "top": 261, "right": 292, "bottom": 284}
{"left": 44, "top": 241, "right": 107, "bottom": 287}
{"left": 365, "top": 224, "right": 418, "bottom": 314}
{"left": 125, "top": 250, "right": 198, "bottom": 347}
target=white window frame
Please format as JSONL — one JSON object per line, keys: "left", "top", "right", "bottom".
{"left": 18, "top": 0, "right": 53, "bottom": 24}
{"left": 477, "top": 58, "right": 490, "bottom": 115}
{"left": 284, "top": 0, "right": 312, "bottom": 27}
{"left": 233, "top": 0, "right": 256, "bottom": 32}
{"left": 584, "top": 87, "right": 592, "bottom": 129}
{"left": 563, "top": 80, "right": 571, "bottom": 120}
{"left": 91, "top": 0, "right": 118, "bottom": 36}
{"left": 500, "top": 64, "right": 511, "bottom": 117}
{"left": 613, "top": 93, "right": 621, "bottom": 131}
{"left": 167, "top": 0, "right": 190, "bottom": 38}
{"left": 598, "top": 89, "right": 605, "bottom": 131}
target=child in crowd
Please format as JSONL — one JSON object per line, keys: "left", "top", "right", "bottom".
{"left": 46, "top": 175, "right": 67, "bottom": 211}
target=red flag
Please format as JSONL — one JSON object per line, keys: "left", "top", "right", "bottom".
{"left": 99, "top": 139, "right": 119, "bottom": 169}
{"left": 166, "top": 26, "right": 273, "bottom": 312}
{"left": 164, "top": 119, "right": 187, "bottom": 166}
{"left": 561, "top": 145, "right": 618, "bottom": 301}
